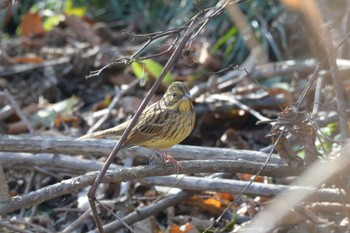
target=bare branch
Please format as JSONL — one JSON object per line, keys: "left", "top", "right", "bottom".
{"left": 102, "top": 191, "right": 196, "bottom": 233}
{"left": 0, "top": 164, "right": 10, "bottom": 203}
{"left": 0, "top": 135, "right": 283, "bottom": 164}
{"left": 142, "top": 175, "right": 345, "bottom": 203}
{"left": 241, "top": 141, "right": 350, "bottom": 232}
{"left": 0, "top": 152, "right": 121, "bottom": 172}
{"left": 0, "top": 158, "right": 336, "bottom": 215}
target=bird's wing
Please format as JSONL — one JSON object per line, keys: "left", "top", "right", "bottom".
{"left": 125, "top": 108, "right": 171, "bottom": 146}
{"left": 137, "top": 122, "right": 166, "bottom": 136}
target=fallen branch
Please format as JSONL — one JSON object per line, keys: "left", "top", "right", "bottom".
{"left": 0, "top": 159, "right": 304, "bottom": 214}
{"left": 0, "top": 135, "right": 283, "bottom": 164}
{"left": 0, "top": 46, "right": 98, "bottom": 77}
{"left": 0, "top": 152, "right": 121, "bottom": 172}
{"left": 102, "top": 191, "right": 196, "bottom": 233}
{"left": 142, "top": 175, "right": 344, "bottom": 202}
{"left": 241, "top": 141, "right": 350, "bottom": 232}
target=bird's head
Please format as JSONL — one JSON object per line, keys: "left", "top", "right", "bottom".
{"left": 162, "top": 82, "right": 193, "bottom": 112}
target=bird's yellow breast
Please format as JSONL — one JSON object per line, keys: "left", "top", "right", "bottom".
{"left": 140, "top": 110, "right": 195, "bottom": 150}
{"left": 178, "top": 100, "right": 192, "bottom": 112}
{"left": 140, "top": 138, "right": 181, "bottom": 150}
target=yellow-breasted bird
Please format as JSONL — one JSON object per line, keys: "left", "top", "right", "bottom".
{"left": 78, "top": 82, "right": 196, "bottom": 156}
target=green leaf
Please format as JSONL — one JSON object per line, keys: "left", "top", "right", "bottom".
{"left": 130, "top": 61, "right": 145, "bottom": 79}
{"left": 30, "top": 96, "right": 79, "bottom": 127}
{"left": 64, "top": 0, "right": 87, "bottom": 17}
{"left": 212, "top": 27, "right": 238, "bottom": 53}
{"left": 221, "top": 214, "right": 236, "bottom": 232}
{"left": 130, "top": 59, "right": 174, "bottom": 85}
{"left": 43, "top": 14, "right": 64, "bottom": 31}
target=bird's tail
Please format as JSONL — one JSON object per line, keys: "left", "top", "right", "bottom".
{"left": 77, "top": 129, "right": 116, "bottom": 140}
{"left": 77, "top": 121, "right": 129, "bottom": 140}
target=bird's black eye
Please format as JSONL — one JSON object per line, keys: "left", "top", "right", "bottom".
{"left": 172, "top": 92, "right": 177, "bottom": 98}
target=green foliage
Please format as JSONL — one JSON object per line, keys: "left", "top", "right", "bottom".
{"left": 43, "top": 15, "right": 64, "bottom": 31}
{"left": 3, "top": 0, "right": 287, "bottom": 67}
{"left": 221, "top": 214, "right": 236, "bottom": 232}
{"left": 64, "top": 0, "right": 87, "bottom": 17}
{"left": 131, "top": 59, "right": 174, "bottom": 85}
{"left": 318, "top": 122, "right": 340, "bottom": 153}
{"left": 208, "top": 0, "right": 285, "bottom": 66}
{"left": 200, "top": 213, "right": 236, "bottom": 232}
{"left": 212, "top": 27, "right": 238, "bottom": 54}
{"left": 30, "top": 96, "right": 79, "bottom": 127}
{"left": 26, "top": 0, "right": 87, "bottom": 31}
{"left": 93, "top": 0, "right": 199, "bottom": 33}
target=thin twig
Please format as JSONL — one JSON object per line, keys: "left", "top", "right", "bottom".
{"left": 0, "top": 164, "right": 10, "bottom": 203}
{"left": 87, "top": 79, "right": 140, "bottom": 133}
{"left": 62, "top": 209, "right": 92, "bottom": 233}
{"left": 0, "top": 222, "right": 32, "bottom": 233}
{"left": 2, "top": 89, "right": 34, "bottom": 134}
{"left": 101, "top": 191, "right": 196, "bottom": 232}
{"left": 203, "top": 128, "right": 286, "bottom": 232}
{"left": 19, "top": 169, "right": 35, "bottom": 218}
{"left": 299, "top": 1, "right": 349, "bottom": 139}
{"left": 312, "top": 73, "right": 324, "bottom": 115}
{"left": 211, "top": 94, "right": 270, "bottom": 122}
{"left": 241, "top": 141, "right": 350, "bottom": 232}
{"left": 295, "top": 63, "right": 322, "bottom": 109}
{"left": 98, "top": 200, "right": 136, "bottom": 233}
{"left": 10, "top": 220, "right": 52, "bottom": 233}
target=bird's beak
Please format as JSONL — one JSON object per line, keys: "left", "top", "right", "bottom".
{"left": 182, "top": 93, "right": 192, "bottom": 101}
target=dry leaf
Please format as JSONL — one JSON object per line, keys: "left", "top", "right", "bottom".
{"left": 169, "top": 222, "right": 197, "bottom": 233}
{"left": 20, "top": 12, "right": 45, "bottom": 37}
{"left": 64, "top": 14, "right": 100, "bottom": 46}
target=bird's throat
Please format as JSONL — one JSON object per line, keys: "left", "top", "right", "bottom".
{"left": 178, "top": 99, "right": 192, "bottom": 112}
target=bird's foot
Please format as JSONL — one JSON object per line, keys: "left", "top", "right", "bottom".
{"left": 149, "top": 152, "right": 180, "bottom": 174}
{"left": 162, "top": 154, "right": 181, "bottom": 174}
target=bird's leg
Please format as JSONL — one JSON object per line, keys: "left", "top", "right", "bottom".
{"left": 162, "top": 153, "right": 181, "bottom": 174}
{"left": 148, "top": 149, "right": 180, "bottom": 174}
{"left": 148, "top": 150, "right": 164, "bottom": 164}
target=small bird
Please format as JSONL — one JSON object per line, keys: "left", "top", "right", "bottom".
{"left": 78, "top": 82, "right": 196, "bottom": 161}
